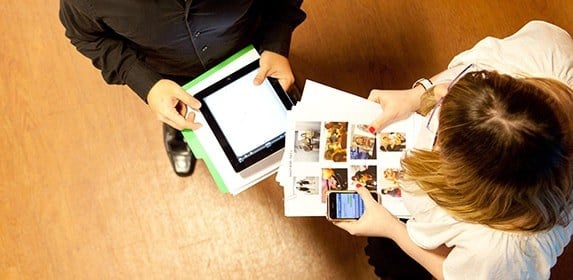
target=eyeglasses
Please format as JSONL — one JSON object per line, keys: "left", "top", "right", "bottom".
{"left": 425, "top": 64, "right": 476, "bottom": 134}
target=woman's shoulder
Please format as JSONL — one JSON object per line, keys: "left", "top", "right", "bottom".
{"left": 440, "top": 223, "right": 572, "bottom": 279}
{"left": 405, "top": 198, "right": 573, "bottom": 277}
{"left": 520, "top": 20, "right": 572, "bottom": 38}
{"left": 406, "top": 215, "right": 572, "bottom": 279}
{"left": 407, "top": 200, "right": 573, "bottom": 253}
{"left": 447, "top": 20, "right": 573, "bottom": 88}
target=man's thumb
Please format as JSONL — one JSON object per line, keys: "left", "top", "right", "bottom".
{"left": 253, "top": 68, "right": 268, "bottom": 86}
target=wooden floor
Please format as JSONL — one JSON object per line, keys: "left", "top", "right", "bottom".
{"left": 1, "top": 1, "right": 573, "bottom": 279}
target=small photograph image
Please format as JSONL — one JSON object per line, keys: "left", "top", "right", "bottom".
{"left": 323, "top": 121, "right": 348, "bottom": 162}
{"left": 350, "top": 165, "right": 377, "bottom": 191}
{"left": 321, "top": 167, "right": 348, "bottom": 202}
{"left": 349, "top": 124, "right": 376, "bottom": 160}
{"left": 294, "top": 176, "right": 319, "bottom": 195}
{"left": 293, "top": 121, "right": 321, "bottom": 162}
{"left": 379, "top": 132, "right": 407, "bottom": 152}
{"left": 381, "top": 168, "right": 404, "bottom": 197}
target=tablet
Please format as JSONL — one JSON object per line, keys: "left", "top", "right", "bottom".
{"left": 194, "top": 59, "right": 294, "bottom": 173}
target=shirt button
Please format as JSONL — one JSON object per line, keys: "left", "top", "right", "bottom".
{"left": 201, "top": 45, "right": 208, "bottom": 52}
{"left": 194, "top": 31, "right": 201, "bottom": 38}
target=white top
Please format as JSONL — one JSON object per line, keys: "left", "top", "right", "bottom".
{"left": 434, "top": 20, "right": 573, "bottom": 88}
{"left": 404, "top": 20, "right": 573, "bottom": 280}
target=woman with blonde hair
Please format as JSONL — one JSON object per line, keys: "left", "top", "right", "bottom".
{"left": 333, "top": 21, "right": 573, "bottom": 279}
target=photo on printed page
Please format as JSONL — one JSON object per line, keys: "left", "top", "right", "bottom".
{"left": 380, "top": 167, "right": 404, "bottom": 198}
{"left": 349, "top": 124, "right": 376, "bottom": 160}
{"left": 293, "top": 121, "right": 321, "bottom": 162}
{"left": 322, "top": 121, "right": 349, "bottom": 163}
{"left": 321, "top": 167, "right": 348, "bottom": 202}
{"left": 350, "top": 165, "right": 377, "bottom": 191}
{"left": 293, "top": 176, "right": 319, "bottom": 195}
{"left": 379, "top": 131, "right": 407, "bottom": 152}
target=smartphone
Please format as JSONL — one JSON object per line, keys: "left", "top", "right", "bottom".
{"left": 326, "top": 190, "right": 380, "bottom": 221}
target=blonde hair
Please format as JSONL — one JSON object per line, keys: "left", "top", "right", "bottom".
{"left": 402, "top": 71, "right": 573, "bottom": 231}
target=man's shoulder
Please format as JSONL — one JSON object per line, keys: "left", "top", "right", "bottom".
{"left": 60, "top": 0, "right": 98, "bottom": 18}
{"left": 61, "top": 0, "right": 93, "bottom": 11}
{"left": 61, "top": 0, "right": 86, "bottom": 5}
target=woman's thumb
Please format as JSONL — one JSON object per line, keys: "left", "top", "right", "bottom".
{"left": 356, "top": 186, "right": 378, "bottom": 206}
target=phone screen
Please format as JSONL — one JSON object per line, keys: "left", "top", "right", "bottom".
{"left": 329, "top": 192, "right": 367, "bottom": 220}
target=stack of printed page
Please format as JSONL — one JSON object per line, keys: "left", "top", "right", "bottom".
{"left": 277, "top": 80, "right": 428, "bottom": 218}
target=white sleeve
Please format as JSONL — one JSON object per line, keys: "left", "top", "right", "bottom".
{"left": 442, "top": 20, "right": 573, "bottom": 88}
{"left": 442, "top": 244, "right": 509, "bottom": 280}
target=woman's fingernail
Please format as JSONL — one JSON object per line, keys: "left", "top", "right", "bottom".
{"left": 368, "top": 126, "right": 376, "bottom": 134}
{"left": 356, "top": 183, "right": 363, "bottom": 188}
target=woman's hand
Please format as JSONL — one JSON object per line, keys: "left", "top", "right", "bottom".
{"left": 147, "top": 79, "right": 203, "bottom": 130}
{"left": 334, "top": 187, "right": 450, "bottom": 280}
{"left": 367, "top": 87, "right": 424, "bottom": 133}
{"left": 253, "top": 50, "right": 295, "bottom": 91}
{"left": 333, "top": 186, "right": 402, "bottom": 238}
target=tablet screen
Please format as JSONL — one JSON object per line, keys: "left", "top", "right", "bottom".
{"left": 194, "top": 59, "right": 293, "bottom": 172}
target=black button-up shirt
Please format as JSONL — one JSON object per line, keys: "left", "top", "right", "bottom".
{"left": 59, "top": 0, "right": 306, "bottom": 101}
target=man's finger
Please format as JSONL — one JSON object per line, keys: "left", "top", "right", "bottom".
{"left": 253, "top": 67, "right": 269, "bottom": 86}
{"left": 278, "top": 78, "right": 293, "bottom": 91}
{"left": 176, "top": 89, "right": 201, "bottom": 110}
{"left": 183, "top": 111, "right": 203, "bottom": 130}
{"left": 163, "top": 107, "right": 201, "bottom": 130}
{"left": 173, "top": 89, "right": 203, "bottom": 123}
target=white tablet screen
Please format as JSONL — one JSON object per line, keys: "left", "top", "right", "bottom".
{"left": 203, "top": 69, "right": 287, "bottom": 158}
{"left": 194, "top": 59, "right": 293, "bottom": 172}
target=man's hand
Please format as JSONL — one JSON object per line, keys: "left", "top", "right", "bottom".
{"left": 253, "top": 50, "right": 295, "bottom": 91}
{"left": 147, "top": 79, "right": 202, "bottom": 130}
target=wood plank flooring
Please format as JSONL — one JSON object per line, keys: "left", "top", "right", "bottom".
{"left": 1, "top": 1, "right": 572, "bottom": 279}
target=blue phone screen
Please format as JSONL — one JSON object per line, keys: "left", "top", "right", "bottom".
{"left": 335, "top": 192, "right": 366, "bottom": 219}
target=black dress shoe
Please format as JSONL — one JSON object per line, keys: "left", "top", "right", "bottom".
{"left": 163, "top": 124, "right": 196, "bottom": 177}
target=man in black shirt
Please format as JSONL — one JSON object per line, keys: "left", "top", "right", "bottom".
{"left": 59, "top": 0, "right": 306, "bottom": 176}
